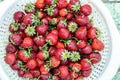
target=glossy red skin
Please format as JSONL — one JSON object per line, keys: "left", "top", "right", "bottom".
{"left": 68, "top": 62, "right": 74, "bottom": 68}
{"left": 38, "top": 11, "right": 44, "bottom": 19}
{"left": 75, "top": 27, "right": 87, "bottom": 40}
{"left": 18, "top": 50, "right": 30, "bottom": 62}
{"left": 59, "top": 66, "right": 69, "bottom": 79}
{"left": 30, "top": 69, "right": 40, "bottom": 77}
{"left": 40, "top": 74, "right": 50, "bottom": 80}
{"left": 70, "top": 72, "right": 78, "bottom": 79}
{"left": 19, "top": 23, "right": 26, "bottom": 31}
{"left": 34, "top": 36, "right": 45, "bottom": 46}
{"left": 49, "top": 47, "right": 56, "bottom": 56}
{"left": 21, "top": 37, "right": 34, "bottom": 48}
{"left": 72, "top": 63, "right": 81, "bottom": 72}
{"left": 11, "top": 62, "right": 19, "bottom": 70}
{"left": 82, "top": 45, "right": 92, "bottom": 54}
{"left": 26, "top": 59, "right": 37, "bottom": 69}
{"left": 30, "top": 51, "right": 37, "bottom": 59}
{"left": 57, "top": 0, "right": 68, "bottom": 9}
{"left": 80, "top": 58, "right": 91, "bottom": 71}
{"left": 18, "top": 70, "right": 25, "bottom": 77}
{"left": 51, "top": 29, "right": 58, "bottom": 35}
{"left": 87, "top": 27, "right": 97, "bottom": 39}
{"left": 45, "top": 16, "right": 52, "bottom": 23}
{"left": 55, "top": 49, "right": 65, "bottom": 60}
{"left": 61, "top": 60, "right": 69, "bottom": 65}
{"left": 52, "top": 7, "right": 59, "bottom": 17}
{"left": 51, "top": 56, "right": 60, "bottom": 68}
{"left": 59, "top": 8, "right": 67, "bottom": 17}
{"left": 23, "top": 72, "right": 33, "bottom": 78}
{"left": 6, "top": 44, "right": 17, "bottom": 53}
{"left": 66, "top": 13, "right": 73, "bottom": 20}
{"left": 14, "top": 11, "right": 25, "bottom": 23}
{"left": 77, "top": 40, "right": 87, "bottom": 49}
{"left": 18, "top": 31, "right": 26, "bottom": 38}
{"left": 10, "top": 34, "right": 22, "bottom": 45}
{"left": 75, "top": 16, "right": 89, "bottom": 26}
{"left": 36, "top": 25, "right": 48, "bottom": 35}
{"left": 66, "top": 40, "right": 78, "bottom": 51}
{"left": 92, "top": 39, "right": 104, "bottom": 50}
{"left": 33, "top": 45, "right": 39, "bottom": 52}
{"left": 46, "top": 33, "right": 58, "bottom": 45}
{"left": 35, "top": 0, "right": 45, "bottom": 9}
{"left": 82, "top": 69, "right": 92, "bottom": 77}
{"left": 88, "top": 52, "right": 101, "bottom": 64}
{"left": 4, "top": 53, "right": 16, "bottom": 65}
{"left": 45, "top": 0, "right": 52, "bottom": 6}
{"left": 42, "top": 18, "right": 49, "bottom": 25}
{"left": 58, "top": 28, "right": 70, "bottom": 39}
{"left": 9, "top": 23, "right": 18, "bottom": 33}
{"left": 80, "top": 4, "right": 92, "bottom": 16}
{"left": 36, "top": 58, "right": 44, "bottom": 67}
{"left": 23, "top": 13, "right": 33, "bottom": 25}
{"left": 55, "top": 41, "right": 64, "bottom": 49}
{"left": 54, "top": 75, "right": 60, "bottom": 80}
{"left": 75, "top": 76, "right": 83, "bottom": 80}
{"left": 40, "top": 65, "right": 49, "bottom": 75}
{"left": 37, "top": 51, "right": 47, "bottom": 60}
{"left": 57, "top": 22, "right": 67, "bottom": 30}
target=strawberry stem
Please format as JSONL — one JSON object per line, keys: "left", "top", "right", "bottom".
{"left": 68, "top": 22, "right": 78, "bottom": 32}
{"left": 25, "top": 2, "right": 35, "bottom": 13}
{"left": 43, "top": 50, "right": 49, "bottom": 59}
{"left": 72, "top": 2, "right": 80, "bottom": 12}
{"left": 46, "top": 6, "right": 54, "bottom": 16}
{"left": 25, "top": 26, "right": 36, "bottom": 36}
{"left": 61, "top": 50, "right": 70, "bottom": 61}
{"left": 70, "top": 51, "right": 80, "bottom": 62}
{"left": 11, "top": 22, "right": 19, "bottom": 31}
{"left": 50, "top": 18, "right": 57, "bottom": 25}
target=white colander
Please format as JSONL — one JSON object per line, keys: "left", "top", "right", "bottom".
{"left": 0, "top": 0, "right": 120, "bottom": 80}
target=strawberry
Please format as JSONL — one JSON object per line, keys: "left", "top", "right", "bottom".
{"left": 58, "top": 28, "right": 70, "bottom": 39}
{"left": 59, "top": 65, "right": 69, "bottom": 79}
{"left": 6, "top": 44, "right": 17, "bottom": 53}
{"left": 61, "top": 60, "right": 68, "bottom": 65}
{"left": 34, "top": 36, "right": 45, "bottom": 46}
{"left": 40, "top": 74, "right": 50, "bottom": 80}
{"left": 40, "top": 64, "right": 50, "bottom": 75}
{"left": 77, "top": 40, "right": 87, "bottom": 49}
{"left": 72, "top": 63, "right": 81, "bottom": 72}
{"left": 82, "top": 69, "right": 92, "bottom": 77}
{"left": 92, "top": 39, "right": 104, "bottom": 50}
{"left": 88, "top": 52, "right": 101, "bottom": 64}
{"left": 18, "top": 50, "right": 31, "bottom": 62}
{"left": 37, "top": 50, "right": 49, "bottom": 60}
{"left": 75, "top": 27, "right": 87, "bottom": 40}
{"left": 25, "top": 26, "right": 36, "bottom": 36}
{"left": 46, "top": 33, "right": 58, "bottom": 45}
{"left": 50, "top": 18, "right": 58, "bottom": 25}
{"left": 45, "top": 0, "right": 58, "bottom": 6}
{"left": 75, "top": 76, "right": 83, "bottom": 80}
{"left": 68, "top": 21, "right": 78, "bottom": 32}
{"left": 66, "top": 40, "right": 78, "bottom": 51}
{"left": 14, "top": 11, "right": 25, "bottom": 23}
{"left": 36, "top": 58, "right": 44, "bottom": 67}
{"left": 87, "top": 27, "right": 97, "bottom": 39}
{"left": 75, "top": 16, "right": 89, "bottom": 26}
{"left": 11, "top": 62, "right": 19, "bottom": 70}
{"left": 55, "top": 41, "right": 64, "bottom": 49}
{"left": 4, "top": 53, "right": 16, "bottom": 65}
{"left": 35, "top": 0, "right": 45, "bottom": 9}
{"left": 30, "top": 69, "right": 40, "bottom": 78}
{"left": 10, "top": 34, "right": 22, "bottom": 45}
{"left": 18, "top": 69, "right": 25, "bottom": 77}
{"left": 33, "top": 45, "right": 39, "bottom": 52}
{"left": 57, "top": 19, "right": 67, "bottom": 30}
{"left": 50, "top": 29, "right": 58, "bottom": 35}
{"left": 66, "top": 13, "right": 73, "bottom": 20}
{"left": 30, "top": 51, "right": 37, "bottom": 59}
{"left": 48, "top": 75, "right": 60, "bottom": 80}
{"left": 23, "top": 72, "right": 33, "bottom": 78}
{"left": 25, "top": 3, "right": 35, "bottom": 13}
{"left": 80, "top": 4, "right": 92, "bottom": 16}
{"left": 80, "top": 58, "right": 91, "bottom": 70}
{"left": 70, "top": 51, "right": 80, "bottom": 62}
{"left": 21, "top": 37, "right": 34, "bottom": 48}
{"left": 49, "top": 47, "right": 56, "bottom": 56}
{"left": 19, "top": 23, "right": 26, "bottom": 31}
{"left": 26, "top": 59, "right": 37, "bottom": 69}
{"left": 51, "top": 56, "right": 60, "bottom": 68}
{"left": 36, "top": 11, "right": 44, "bottom": 19}
{"left": 36, "top": 25, "right": 48, "bottom": 35}
{"left": 70, "top": 71, "right": 78, "bottom": 79}
{"left": 59, "top": 8, "right": 68, "bottom": 17}
{"left": 46, "top": 7, "right": 59, "bottom": 17}
{"left": 9, "top": 22, "right": 19, "bottom": 33}
{"left": 41, "top": 18, "right": 49, "bottom": 25}
{"left": 82, "top": 45, "right": 92, "bottom": 54}
{"left": 57, "top": 0, "right": 68, "bottom": 9}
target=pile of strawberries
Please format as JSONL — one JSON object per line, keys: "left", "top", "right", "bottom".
{"left": 4, "top": 0, "right": 104, "bottom": 80}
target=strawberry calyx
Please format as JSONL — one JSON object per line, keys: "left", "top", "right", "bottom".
{"left": 11, "top": 22, "right": 19, "bottom": 31}
{"left": 68, "top": 22, "right": 78, "bottom": 32}
{"left": 50, "top": 18, "right": 57, "bottom": 25}
{"left": 72, "top": 2, "right": 80, "bottom": 12}
{"left": 60, "top": 19, "right": 67, "bottom": 27}
{"left": 31, "top": 14, "right": 40, "bottom": 26}
{"left": 61, "top": 50, "right": 70, "bottom": 61}
{"left": 46, "top": 6, "right": 54, "bottom": 16}
{"left": 24, "top": 48, "right": 32, "bottom": 58}
{"left": 61, "top": 39, "right": 71, "bottom": 46}
{"left": 96, "top": 28, "right": 102, "bottom": 38}
{"left": 48, "top": 75, "right": 55, "bottom": 80}
{"left": 70, "top": 51, "right": 80, "bottom": 62}
{"left": 43, "top": 50, "right": 49, "bottom": 59}
{"left": 72, "top": 67, "right": 79, "bottom": 72}
{"left": 52, "top": 0, "right": 58, "bottom": 7}
{"left": 46, "top": 40, "right": 52, "bottom": 45}
{"left": 25, "top": 26, "right": 36, "bottom": 36}
{"left": 25, "top": 2, "right": 35, "bottom": 13}
{"left": 44, "top": 64, "right": 50, "bottom": 71}
{"left": 18, "top": 60, "right": 28, "bottom": 71}
{"left": 39, "top": 43, "right": 48, "bottom": 51}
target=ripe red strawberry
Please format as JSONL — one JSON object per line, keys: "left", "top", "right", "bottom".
{"left": 55, "top": 41, "right": 64, "bottom": 49}
{"left": 46, "top": 33, "right": 58, "bottom": 45}
{"left": 75, "top": 76, "right": 83, "bottom": 80}
{"left": 21, "top": 37, "right": 34, "bottom": 48}
{"left": 11, "top": 62, "right": 19, "bottom": 70}
{"left": 51, "top": 56, "right": 60, "bottom": 68}
{"left": 34, "top": 36, "right": 45, "bottom": 46}
{"left": 77, "top": 40, "right": 87, "bottom": 49}
{"left": 75, "top": 27, "right": 87, "bottom": 40}
{"left": 25, "top": 26, "right": 36, "bottom": 36}
{"left": 30, "top": 51, "right": 37, "bottom": 59}
{"left": 59, "top": 8, "right": 68, "bottom": 17}
{"left": 80, "top": 58, "right": 91, "bottom": 71}
{"left": 75, "top": 16, "right": 89, "bottom": 26}
{"left": 36, "top": 25, "right": 48, "bottom": 35}
{"left": 40, "top": 74, "right": 50, "bottom": 80}
{"left": 37, "top": 11, "right": 44, "bottom": 19}
{"left": 87, "top": 27, "right": 97, "bottom": 39}
{"left": 80, "top": 4, "right": 92, "bottom": 16}
{"left": 82, "top": 69, "right": 92, "bottom": 77}
{"left": 6, "top": 44, "right": 17, "bottom": 53}
{"left": 36, "top": 58, "right": 44, "bottom": 67}
{"left": 51, "top": 29, "right": 58, "bottom": 35}
{"left": 57, "top": 0, "right": 68, "bottom": 9}
{"left": 88, "top": 52, "right": 101, "bottom": 64}
{"left": 33, "top": 45, "right": 39, "bottom": 52}
{"left": 40, "top": 64, "right": 49, "bottom": 75}
{"left": 18, "top": 69, "right": 25, "bottom": 77}
{"left": 26, "top": 59, "right": 37, "bottom": 69}
{"left": 9, "top": 22, "right": 19, "bottom": 33}
{"left": 35, "top": 0, "right": 45, "bottom": 9}
{"left": 4, "top": 53, "right": 16, "bottom": 65}
{"left": 19, "top": 23, "right": 26, "bottom": 31}
{"left": 92, "top": 39, "right": 104, "bottom": 50}
{"left": 30, "top": 69, "right": 40, "bottom": 77}
{"left": 14, "top": 11, "right": 25, "bottom": 23}
{"left": 68, "top": 21, "right": 78, "bottom": 32}
{"left": 82, "top": 45, "right": 92, "bottom": 54}
{"left": 66, "top": 40, "right": 78, "bottom": 51}
{"left": 46, "top": 7, "right": 59, "bottom": 17}
{"left": 37, "top": 50, "right": 49, "bottom": 60}
{"left": 45, "top": 0, "right": 58, "bottom": 6}
{"left": 72, "top": 63, "right": 81, "bottom": 72}
{"left": 58, "top": 28, "right": 70, "bottom": 39}
{"left": 10, "top": 34, "right": 22, "bottom": 45}
{"left": 57, "top": 19, "right": 67, "bottom": 30}
{"left": 23, "top": 72, "right": 33, "bottom": 78}
{"left": 70, "top": 71, "right": 78, "bottom": 79}
{"left": 49, "top": 47, "right": 56, "bottom": 56}
{"left": 25, "top": 3, "right": 35, "bottom": 13}
{"left": 61, "top": 60, "right": 69, "bottom": 65}
{"left": 18, "top": 50, "right": 30, "bottom": 62}
{"left": 23, "top": 13, "right": 33, "bottom": 25}
{"left": 66, "top": 13, "right": 73, "bottom": 20}
{"left": 59, "top": 65, "right": 69, "bottom": 79}
{"left": 41, "top": 18, "right": 49, "bottom": 25}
